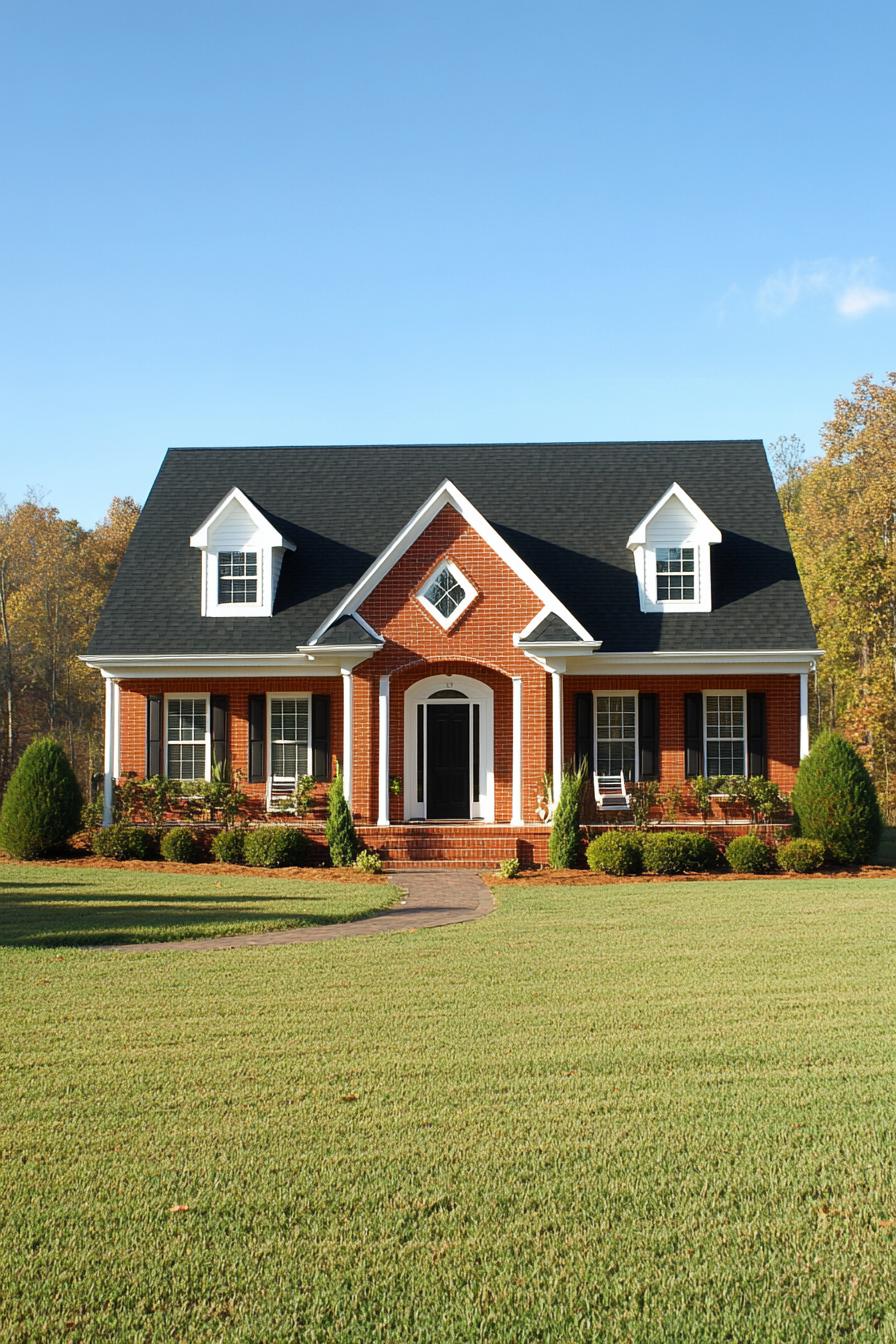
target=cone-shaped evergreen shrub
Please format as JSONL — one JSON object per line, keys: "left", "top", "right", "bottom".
{"left": 326, "top": 765, "right": 359, "bottom": 866}
{"left": 0, "top": 736, "right": 82, "bottom": 859}
{"left": 548, "top": 759, "right": 587, "bottom": 869}
{"left": 791, "top": 731, "right": 882, "bottom": 864}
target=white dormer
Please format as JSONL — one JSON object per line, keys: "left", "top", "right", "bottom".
{"left": 627, "top": 483, "right": 721, "bottom": 613}
{"left": 189, "top": 488, "right": 296, "bottom": 618}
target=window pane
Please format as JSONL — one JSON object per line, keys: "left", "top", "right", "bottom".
{"left": 705, "top": 694, "right": 746, "bottom": 776}
{"left": 166, "top": 697, "right": 207, "bottom": 778}
{"left": 269, "top": 698, "right": 309, "bottom": 777}
{"left": 423, "top": 566, "right": 467, "bottom": 619}
{"left": 218, "top": 551, "right": 259, "bottom": 604}
{"left": 595, "top": 694, "right": 637, "bottom": 779}
{"left": 656, "top": 547, "right": 696, "bottom": 602}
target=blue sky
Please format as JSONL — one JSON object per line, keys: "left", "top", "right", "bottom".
{"left": 2, "top": 0, "right": 894, "bottom": 526}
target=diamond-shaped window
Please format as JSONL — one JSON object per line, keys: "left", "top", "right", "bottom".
{"left": 418, "top": 561, "right": 476, "bottom": 628}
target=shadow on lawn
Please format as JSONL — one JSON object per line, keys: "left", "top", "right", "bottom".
{"left": 0, "top": 896, "right": 374, "bottom": 949}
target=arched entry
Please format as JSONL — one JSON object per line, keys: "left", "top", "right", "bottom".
{"left": 403, "top": 674, "right": 495, "bottom": 821}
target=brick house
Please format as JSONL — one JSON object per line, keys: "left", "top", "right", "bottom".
{"left": 83, "top": 441, "right": 819, "bottom": 865}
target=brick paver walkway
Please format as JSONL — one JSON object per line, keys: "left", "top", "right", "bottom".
{"left": 108, "top": 870, "right": 494, "bottom": 953}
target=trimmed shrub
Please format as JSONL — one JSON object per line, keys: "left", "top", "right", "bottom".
{"left": 680, "top": 832, "right": 723, "bottom": 872}
{"left": 548, "top": 759, "right": 587, "bottom": 869}
{"left": 325, "top": 766, "right": 359, "bottom": 867}
{"left": 354, "top": 849, "right": 383, "bottom": 874}
{"left": 790, "top": 731, "right": 882, "bottom": 865}
{"left": 0, "top": 736, "right": 82, "bottom": 859}
{"left": 640, "top": 831, "right": 692, "bottom": 875}
{"left": 585, "top": 830, "right": 643, "bottom": 876}
{"left": 498, "top": 857, "right": 521, "bottom": 880}
{"left": 92, "top": 823, "right": 157, "bottom": 861}
{"left": 777, "top": 837, "right": 825, "bottom": 873}
{"left": 726, "top": 833, "right": 775, "bottom": 874}
{"left": 211, "top": 829, "right": 246, "bottom": 864}
{"left": 160, "top": 827, "right": 203, "bottom": 863}
{"left": 243, "top": 826, "right": 311, "bottom": 868}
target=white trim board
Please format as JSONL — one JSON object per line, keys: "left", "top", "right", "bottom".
{"left": 307, "top": 479, "right": 594, "bottom": 645}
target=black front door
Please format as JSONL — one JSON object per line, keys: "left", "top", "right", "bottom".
{"left": 426, "top": 704, "right": 470, "bottom": 818}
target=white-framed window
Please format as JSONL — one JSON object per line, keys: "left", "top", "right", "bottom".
{"left": 594, "top": 693, "right": 638, "bottom": 779}
{"left": 704, "top": 692, "right": 746, "bottom": 775}
{"left": 268, "top": 695, "right": 311, "bottom": 779}
{"left": 656, "top": 547, "right": 696, "bottom": 602}
{"left": 417, "top": 559, "right": 477, "bottom": 629}
{"left": 165, "top": 695, "right": 210, "bottom": 780}
{"left": 218, "top": 551, "right": 258, "bottom": 604}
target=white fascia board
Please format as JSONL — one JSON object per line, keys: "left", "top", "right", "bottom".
{"left": 518, "top": 640, "right": 604, "bottom": 653}
{"left": 307, "top": 479, "right": 593, "bottom": 644}
{"left": 79, "top": 650, "right": 373, "bottom": 679}
{"left": 530, "top": 648, "right": 822, "bottom": 676}
{"left": 626, "top": 482, "right": 722, "bottom": 548}
{"left": 189, "top": 487, "right": 297, "bottom": 550}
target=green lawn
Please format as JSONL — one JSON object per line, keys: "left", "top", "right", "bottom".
{"left": 0, "top": 864, "right": 400, "bottom": 946}
{"left": 1, "top": 878, "right": 895, "bottom": 1342}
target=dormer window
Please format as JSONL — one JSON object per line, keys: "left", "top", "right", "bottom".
{"left": 218, "top": 551, "right": 258, "bottom": 605}
{"left": 656, "top": 547, "right": 696, "bottom": 602}
{"left": 417, "top": 560, "right": 477, "bottom": 629}
{"left": 189, "top": 487, "right": 296, "bottom": 618}
{"left": 627, "top": 483, "right": 721, "bottom": 614}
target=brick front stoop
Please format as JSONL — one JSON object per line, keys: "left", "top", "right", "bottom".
{"left": 108, "top": 870, "right": 495, "bottom": 954}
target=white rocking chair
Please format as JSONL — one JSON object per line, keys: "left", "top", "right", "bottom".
{"left": 593, "top": 771, "right": 631, "bottom": 811}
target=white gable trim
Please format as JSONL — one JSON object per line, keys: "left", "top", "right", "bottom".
{"left": 189, "top": 487, "right": 296, "bottom": 550}
{"left": 626, "top": 482, "right": 721, "bottom": 549}
{"left": 307, "top": 479, "right": 594, "bottom": 645}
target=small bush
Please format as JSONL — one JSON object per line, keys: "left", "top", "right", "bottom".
{"left": 354, "top": 849, "right": 383, "bottom": 874}
{"left": 92, "top": 823, "right": 157, "bottom": 861}
{"left": 211, "top": 829, "right": 246, "bottom": 864}
{"left": 0, "top": 736, "right": 82, "bottom": 859}
{"left": 585, "top": 831, "right": 642, "bottom": 875}
{"left": 243, "top": 826, "right": 311, "bottom": 868}
{"left": 726, "top": 833, "right": 776, "bottom": 874}
{"left": 680, "top": 832, "right": 723, "bottom": 872}
{"left": 160, "top": 827, "right": 204, "bottom": 863}
{"left": 790, "top": 731, "right": 882, "bottom": 864}
{"left": 640, "top": 831, "right": 692, "bottom": 875}
{"left": 498, "top": 857, "right": 521, "bottom": 880}
{"left": 325, "top": 766, "right": 359, "bottom": 867}
{"left": 548, "top": 760, "right": 587, "bottom": 869}
{"left": 777, "top": 837, "right": 825, "bottom": 873}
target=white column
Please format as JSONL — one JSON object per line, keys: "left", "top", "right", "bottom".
{"left": 377, "top": 674, "right": 391, "bottom": 826}
{"left": 102, "top": 675, "right": 114, "bottom": 826}
{"left": 511, "top": 676, "right": 523, "bottom": 825}
{"left": 341, "top": 668, "right": 353, "bottom": 806}
{"left": 551, "top": 670, "right": 563, "bottom": 791}
{"left": 799, "top": 671, "right": 809, "bottom": 759}
{"left": 112, "top": 680, "right": 121, "bottom": 779}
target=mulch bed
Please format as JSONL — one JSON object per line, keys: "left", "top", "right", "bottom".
{"left": 487, "top": 865, "right": 896, "bottom": 887}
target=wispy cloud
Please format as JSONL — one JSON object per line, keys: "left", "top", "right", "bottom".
{"left": 753, "top": 257, "right": 895, "bottom": 320}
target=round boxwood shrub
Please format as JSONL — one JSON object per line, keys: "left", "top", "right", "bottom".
{"left": 640, "top": 831, "right": 692, "bottom": 875}
{"left": 586, "top": 830, "right": 643, "bottom": 875}
{"left": 0, "top": 736, "right": 82, "bottom": 859}
{"left": 681, "top": 832, "right": 723, "bottom": 872}
{"left": 790, "top": 731, "right": 882, "bottom": 865}
{"left": 160, "top": 827, "right": 203, "bottom": 863}
{"left": 777, "top": 837, "right": 825, "bottom": 873}
{"left": 211, "top": 828, "right": 246, "bottom": 864}
{"left": 725, "top": 833, "right": 776, "bottom": 874}
{"left": 92, "top": 823, "right": 157, "bottom": 861}
{"left": 243, "top": 826, "right": 311, "bottom": 868}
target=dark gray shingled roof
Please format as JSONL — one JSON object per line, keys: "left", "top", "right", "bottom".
{"left": 524, "top": 613, "right": 584, "bottom": 644}
{"left": 88, "top": 441, "right": 817, "bottom": 656}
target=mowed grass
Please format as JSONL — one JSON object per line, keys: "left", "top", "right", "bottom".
{"left": 2, "top": 879, "right": 895, "bottom": 1342}
{"left": 0, "top": 864, "right": 400, "bottom": 946}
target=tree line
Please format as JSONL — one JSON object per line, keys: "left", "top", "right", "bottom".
{"left": 0, "top": 494, "right": 139, "bottom": 797}
{"left": 773, "top": 371, "right": 896, "bottom": 820}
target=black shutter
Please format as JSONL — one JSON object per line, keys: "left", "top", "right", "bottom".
{"left": 248, "top": 694, "right": 265, "bottom": 783}
{"left": 684, "top": 691, "right": 703, "bottom": 778}
{"left": 146, "top": 696, "right": 162, "bottom": 777}
{"left": 574, "top": 693, "right": 592, "bottom": 770}
{"left": 311, "top": 695, "right": 331, "bottom": 781}
{"left": 747, "top": 691, "right": 767, "bottom": 777}
{"left": 211, "top": 694, "right": 229, "bottom": 773}
{"left": 638, "top": 692, "right": 659, "bottom": 780}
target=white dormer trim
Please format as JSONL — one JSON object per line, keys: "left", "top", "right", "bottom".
{"left": 190, "top": 487, "right": 296, "bottom": 618}
{"left": 307, "top": 478, "right": 594, "bottom": 645}
{"left": 627, "top": 482, "right": 721, "bottom": 614}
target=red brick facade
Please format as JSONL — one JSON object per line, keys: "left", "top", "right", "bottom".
{"left": 112, "top": 504, "right": 803, "bottom": 846}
